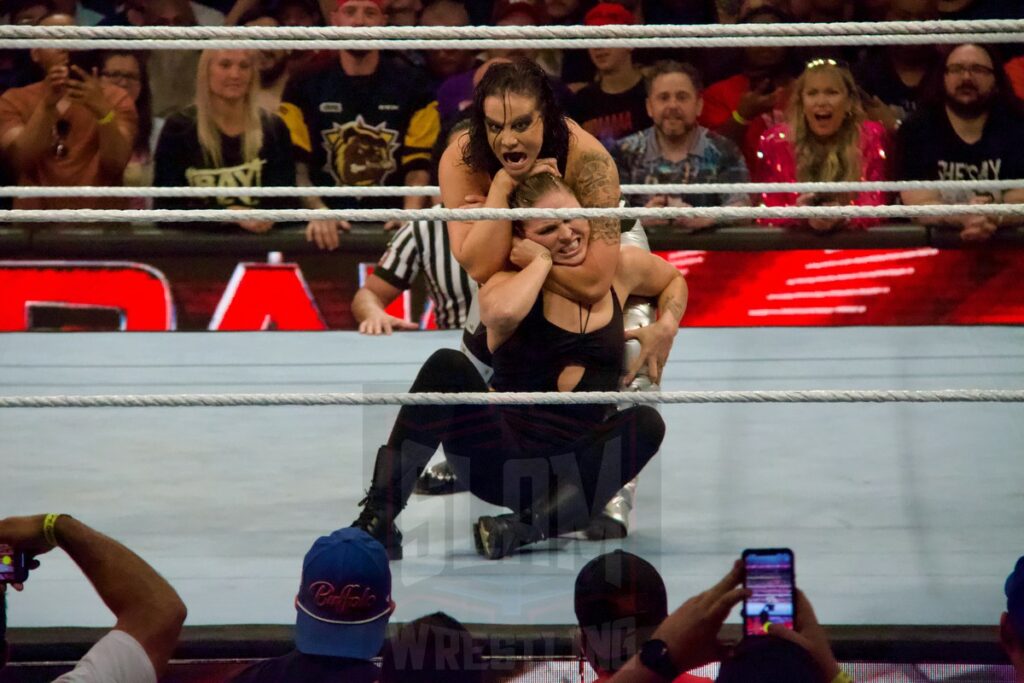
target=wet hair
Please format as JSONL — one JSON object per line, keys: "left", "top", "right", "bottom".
{"left": 432, "top": 115, "right": 471, "bottom": 183}
{"left": 381, "top": 612, "right": 482, "bottom": 683}
{"left": 716, "top": 637, "right": 821, "bottom": 683}
{"left": 643, "top": 59, "right": 703, "bottom": 96}
{"left": 787, "top": 60, "right": 865, "bottom": 184}
{"left": 461, "top": 58, "right": 571, "bottom": 178}
{"left": 507, "top": 172, "right": 574, "bottom": 237}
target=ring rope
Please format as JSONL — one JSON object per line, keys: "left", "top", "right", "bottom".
{"left": 3, "top": 19, "right": 1021, "bottom": 39}
{"left": 3, "top": 33, "right": 1019, "bottom": 50}
{"left": 3, "top": 203, "right": 1023, "bottom": 223}
{"left": 4, "top": 180, "right": 1020, "bottom": 199}
{"left": 1, "top": 389, "right": 1022, "bottom": 409}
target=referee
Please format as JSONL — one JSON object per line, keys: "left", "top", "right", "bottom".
{"left": 352, "top": 206, "right": 477, "bottom": 335}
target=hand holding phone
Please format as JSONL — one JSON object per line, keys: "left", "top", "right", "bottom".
{"left": 742, "top": 547, "right": 795, "bottom": 637}
{"left": 0, "top": 544, "right": 29, "bottom": 584}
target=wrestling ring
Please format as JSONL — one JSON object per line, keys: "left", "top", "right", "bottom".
{"left": 1, "top": 17, "right": 1023, "bottom": 681}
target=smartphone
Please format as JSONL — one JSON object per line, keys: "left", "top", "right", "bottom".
{"left": 742, "top": 548, "right": 795, "bottom": 637}
{"left": 67, "top": 50, "right": 97, "bottom": 76}
{"left": 0, "top": 544, "right": 29, "bottom": 584}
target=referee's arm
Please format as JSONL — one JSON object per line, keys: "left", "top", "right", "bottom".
{"left": 352, "top": 274, "right": 419, "bottom": 335}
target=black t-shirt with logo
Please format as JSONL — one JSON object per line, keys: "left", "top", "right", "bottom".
{"left": 896, "top": 105, "right": 1024, "bottom": 197}
{"left": 227, "top": 650, "right": 380, "bottom": 683}
{"left": 568, "top": 79, "right": 652, "bottom": 151}
{"left": 153, "top": 106, "right": 296, "bottom": 219}
{"left": 282, "top": 57, "right": 439, "bottom": 209}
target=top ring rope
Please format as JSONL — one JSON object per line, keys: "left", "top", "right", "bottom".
{"left": 1, "top": 21, "right": 1021, "bottom": 49}
{"left": 1, "top": 389, "right": 1022, "bottom": 409}
{"left": 2, "top": 34, "right": 1019, "bottom": 51}
{"left": 1, "top": 180, "right": 1019, "bottom": 199}
{"left": 3, "top": 19, "right": 1022, "bottom": 39}
{"left": 3, "top": 203, "right": 1024, "bottom": 223}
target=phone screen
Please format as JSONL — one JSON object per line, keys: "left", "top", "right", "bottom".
{"left": 0, "top": 544, "right": 28, "bottom": 583}
{"left": 742, "top": 548, "right": 795, "bottom": 636}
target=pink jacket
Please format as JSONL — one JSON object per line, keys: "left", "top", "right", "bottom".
{"left": 754, "top": 120, "right": 889, "bottom": 227}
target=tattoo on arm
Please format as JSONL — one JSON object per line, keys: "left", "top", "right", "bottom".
{"left": 573, "top": 151, "right": 620, "bottom": 245}
{"left": 661, "top": 294, "right": 685, "bottom": 322}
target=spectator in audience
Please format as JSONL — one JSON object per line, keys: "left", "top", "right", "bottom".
{"left": 699, "top": 4, "right": 797, "bottom": 168}
{"left": 226, "top": 8, "right": 293, "bottom": 112}
{"left": 568, "top": 3, "right": 652, "bottom": 151}
{"left": 381, "top": 612, "right": 483, "bottom": 683}
{"left": 0, "top": 0, "right": 52, "bottom": 92}
{"left": 541, "top": 0, "right": 596, "bottom": 91}
{"left": 576, "top": 550, "right": 711, "bottom": 682}
{"left": 790, "top": 0, "right": 852, "bottom": 21}
{"left": 0, "top": 513, "right": 186, "bottom": 682}
{"left": 755, "top": 58, "right": 888, "bottom": 231}
{"left": 100, "top": 0, "right": 224, "bottom": 25}
{"left": 435, "top": 2, "right": 576, "bottom": 128}
{"left": 98, "top": 50, "right": 155, "bottom": 203}
{"left": 418, "top": 0, "right": 476, "bottom": 95}
{"left": 386, "top": 0, "right": 420, "bottom": 25}
{"left": 608, "top": 562, "right": 846, "bottom": 683}
{"left": 613, "top": 60, "right": 750, "bottom": 232}
{"left": 2, "top": 0, "right": 52, "bottom": 26}
{"left": 282, "top": 0, "right": 439, "bottom": 249}
{"left": 642, "top": 0, "right": 718, "bottom": 23}
{"left": 1001, "top": 555, "right": 1024, "bottom": 676}
{"left": 938, "top": 0, "right": 1024, "bottom": 20}
{"left": 0, "top": 12, "right": 137, "bottom": 211}
{"left": 853, "top": 0, "right": 941, "bottom": 135}
{"left": 353, "top": 119, "right": 476, "bottom": 335}
{"left": 143, "top": 0, "right": 204, "bottom": 119}
{"left": 898, "top": 43, "right": 1024, "bottom": 241}
{"left": 153, "top": 49, "right": 295, "bottom": 231}
{"left": 275, "top": 0, "right": 324, "bottom": 25}
{"left": 227, "top": 527, "right": 394, "bottom": 682}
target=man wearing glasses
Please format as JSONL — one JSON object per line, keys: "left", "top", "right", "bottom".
{"left": 0, "top": 13, "right": 136, "bottom": 211}
{"left": 897, "top": 43, "right": 1024, "bottom": 241}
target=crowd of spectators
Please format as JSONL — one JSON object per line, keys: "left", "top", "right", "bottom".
{"left": 1, "top": 0, "right": 1023, "bottom": 240}
{"left": 2, "top": 514, "right": 1022, "bottom": 681}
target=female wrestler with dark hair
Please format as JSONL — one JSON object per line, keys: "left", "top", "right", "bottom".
{"left": 351, "top": 174, "right": 687, "bottom": 560}
{"left": 438, "top": 58, "right": 622, "bottom": 302}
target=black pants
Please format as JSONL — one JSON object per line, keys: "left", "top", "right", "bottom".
{"left": 386, "top": 349, "right": 665, "bottom": 520}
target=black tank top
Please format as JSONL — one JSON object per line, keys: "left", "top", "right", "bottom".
{"left": 490, "top": 289, "right": 624, "bottom": 451}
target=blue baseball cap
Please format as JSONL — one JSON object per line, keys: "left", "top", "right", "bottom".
{"left": 1006, "top": 555, "right": 1024, "bottom": 634}
{"left": 294, "top": 528, "right": 395, "bottom": 659}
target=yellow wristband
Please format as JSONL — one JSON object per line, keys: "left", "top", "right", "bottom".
{"left": 831, "top": 671, "right": 854, "bottom": 683}
{"left": 97, "top": 110, "right": 116, "bottom": 126}
{"left": 42, "top": 513, "right": 61, "bottom": 547}
{"left": 731, "top": 109, "right": 750, "bottom": 126}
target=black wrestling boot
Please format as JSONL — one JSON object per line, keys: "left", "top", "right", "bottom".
{"left": 352, "top": 445, "right": 426, "bottom": 561}
{"left": 474, "top": 484, "right": 587, "bottom": 560}
{"left": 414, "top": 461, "right": 469, "bottom": 495}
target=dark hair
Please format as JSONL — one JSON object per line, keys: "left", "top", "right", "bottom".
{"left": 461, "top": 58, "right": 571, "bottom": 178}
{"left": 644, "top": 59, "right": 703, "bottom": 96}
{"left": 432, "top": 115, "right": 471, "bottom": 183}
{"left": 381, "top": 612, "right": 482, "bottom": 683}
{"left": 716, "top": 637, "right": 821, "bottom": 683}
{"left": 574, "top": 550, "right": 669, "bottom": 674}
{"left": 507, "top": 172, "right": 574, "bottom": 237}
{"left": 923, "top": 43, "right": 1022, "bottom": 115}
{"left": 99, "top": 50, "right": 152, "bottom": 156}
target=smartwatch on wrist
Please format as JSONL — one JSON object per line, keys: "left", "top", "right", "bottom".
{"left": 639, "top": 638, "right": 679, "bottom": 680}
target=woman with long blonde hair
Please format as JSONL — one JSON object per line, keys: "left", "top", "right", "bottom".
{"left": 154, "top": 49, "right": 295, "bottom": 232}
{"left": 755, "top": 59, "right": 889, "bottom": 230}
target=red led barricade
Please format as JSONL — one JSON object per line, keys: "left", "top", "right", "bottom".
{"left": 3, "top": 248, "right": 1024, "bottom": 331}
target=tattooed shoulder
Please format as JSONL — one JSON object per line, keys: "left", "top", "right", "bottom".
{"left": 572, "top": 150, "right": 620, "bottom": 244}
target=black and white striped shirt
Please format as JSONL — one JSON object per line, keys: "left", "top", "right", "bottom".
{"left": 374, "top": 212, "right": 476, "bottom": 330}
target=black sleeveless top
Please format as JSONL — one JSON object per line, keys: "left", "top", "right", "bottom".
{"left": 490, "top": 289, "right": 624, "bottom": 452}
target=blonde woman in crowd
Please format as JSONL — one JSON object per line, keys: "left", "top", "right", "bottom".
{"left": 153, "top": 49, "right": 295, "bottom": 232}
{"left": 755, "top": 58, "right": 889, "bottom": 230}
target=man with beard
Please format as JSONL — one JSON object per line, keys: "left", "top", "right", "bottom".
{"left": 613, "top": 60, "right": 749, "bottom": 232}
{"left": 898, "top": 43, "right": 1024, "bottom": 241}
{"left": 282, "top": 0, "right": 439, "bottom": 248}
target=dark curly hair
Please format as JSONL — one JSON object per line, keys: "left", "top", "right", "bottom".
{"left": 461, "top": 58, "right": 571, "bottom": 178}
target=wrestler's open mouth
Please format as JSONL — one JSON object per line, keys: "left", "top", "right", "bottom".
{"left": 504, "top": 152, "right": 527, "bottom": 164}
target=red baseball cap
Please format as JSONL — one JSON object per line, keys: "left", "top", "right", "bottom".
{"left": 492, "top": 0, "right": 546, "bottom": 25}
{"left": 584, "top": 2, "right": 635, "bottom": 26}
